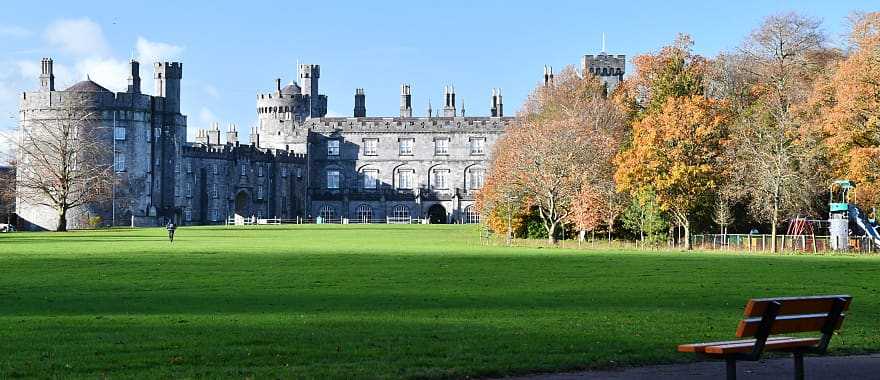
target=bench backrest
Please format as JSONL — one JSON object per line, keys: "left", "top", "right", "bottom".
{"left": 736, "top": 295, "right": 851, "bottom": 338}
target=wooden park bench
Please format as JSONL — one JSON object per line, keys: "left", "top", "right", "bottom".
{"left": 678, "top": 295, "right": 852, "bottom": 380}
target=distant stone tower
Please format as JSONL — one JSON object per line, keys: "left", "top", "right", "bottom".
{"left": 155, "top": 62, "right": 182, "bottom": 112}
{"left": 400, "top": 84, "right": 412, "bottom": 117}
{"left": 39, "top": 58, "right": 54, "bottom": 91}
{"left": 298, "top": 64, "right": 327, "bottom": 118}
{"left": 127, "top": 60, "right": 141, "bottom": 93}
{"left": 353, "top": 88, "right": 366, "bottom": 117}
{"left": 582, "top": 53, "right": 625, "bottom": 94}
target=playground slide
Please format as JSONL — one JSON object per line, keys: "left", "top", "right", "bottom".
{"left": 848, "top": 205, "right": 880, "bottom": 248}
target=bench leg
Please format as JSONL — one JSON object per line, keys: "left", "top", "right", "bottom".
{"left": 726, "top": 358, "right": 737, "bottom": 380}
{"left": 793, "top": 352, "right": 804, "bottom": 380}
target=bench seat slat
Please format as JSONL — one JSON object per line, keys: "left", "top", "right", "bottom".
{"left": 736, "top": 313, "right": 845, "bottom": 337}
{"left": 703, "top": 338, "right": 820, "bottom": 354}
{"left": 677, "top": 337, "right": 794, "bottom": 353}
{"left": 744, "top": 295, "right": 851, "bottom": 317}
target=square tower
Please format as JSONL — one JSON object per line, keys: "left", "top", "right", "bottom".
{"left": 298, "top": 64, "right": 320, "bottom": 97}
{"left": 582, "top": 54, "right": 625, "bottom": 94}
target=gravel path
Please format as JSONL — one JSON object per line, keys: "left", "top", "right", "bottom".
{"left": 503, "top": 354, "right": 880, "bottom": 379}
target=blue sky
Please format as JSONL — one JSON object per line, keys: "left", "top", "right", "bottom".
{"left": 0, "top": 1, "right": 875, "bottom": 143}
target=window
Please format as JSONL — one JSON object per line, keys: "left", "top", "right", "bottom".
{"left": 210, "top": 208, "right": 219, "bottom": 222}
{"left": 327, "top": 139, "right": 340, "bottom": 156}
{"left": 363, "top": 138, "right": 378, "bottom": 156}
{"left": 464, "top": 205, "right": 480, "bottom": 224}
{"left": 186, "top": 161, "right": 192, "bottom": 173}
{"left": 186, "top": 183, "right": 192, "bottom": 198}
{"left": 211, "top": 183, "right": 218, "bottom": 199}
{"left": 319, "top": 205, "right": 336, "bottom": 221}
{"left": 397, "top": 169, "right": 414, "bottom": 190}
{"left": 240, "top": 164, "right": 247, "bottom": 176}
{"left": 184, "top": 208, "right": 192, "bottom": 222}
{"left": 257, "top": 185, "right": 264, "bottom": 199}
{"left": 363, "top": 169, "right": 378, "bottom": 189}
{"left": 468, "top": 168, "right": 485, "bottom": 190}
{"left": 212, "top": 163, "right": 218, "bottom": 175}
{"left": 175, "top": 163, "right": 180, "bottom": 173}
{"left": 470, "top": 137, "right": 485, "bottom": 155}
{"left": 281, "top": 167, "right": 288, "bottom": 177}
{"left": 327, "top": 170, "right": 340, "bottom": 189}
{"left": 390, "top": 204, "right": 411, "bottom": 224}
{"left": 295, "top": 167, "right": 302, "bottom": 178}
{"left": 257, "top": 210, "right": 264, "bottom": 219}
{"left": 433, "top": 169, "right": 449, "bottom": 190}
{"left": 434, "top": 138, "right": 449, "bottom": 155}
{"left": 114, "top": 126, "right": 126, "bottom": 140}
{"left": 154, "top": 127, "right": 161, "bottom": 141}
{"left": 399, "top": 138, "right": 414, "bottom": 156}
{"left": 356, "top": 204, "right": 373, "bottom": 223}
{"left": 113, "top": 152, "right": 125, "bottom": 172}
{"left": 258, "top": 165, "right": 264, "bottom": 177}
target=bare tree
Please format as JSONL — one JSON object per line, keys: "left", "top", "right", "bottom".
{"left": 8, "top": 96, "right": 114, "bottom": 231}
{"left": 725, "top": 13, "right": 828, "bottom": 252}
{"left": 0, "top": 157, "right": 15, "bottom": 225}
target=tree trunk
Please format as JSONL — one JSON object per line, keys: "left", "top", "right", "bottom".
{"left": 771, "top": 203, "right": 779, "bottom": 253}
{"left": 683, "top": 220, "right": 692, "bottom": 250}
{"left": 56, "top": 207, "right": 68, "bottom": 232}
{"left": 548, "top": 222, "right": 557, "bottom": 245}
{"left": 579, "top": 230, "right": 586, "bottom": 242}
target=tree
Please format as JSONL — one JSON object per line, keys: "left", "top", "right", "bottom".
{"left": 616, "top": 95, "right": 728, "bottom": 250}
{"left": 9, "top": 96, "right": 114, "bottom": 231}
{"left": 810, "top": 12, "right": 880, "bottom": 209}
{"left": 625, "top": 34, "right": 708, "bottom": 116}
{"left": 712, "top": 197, "right": 734, "bottom": 236}
{"left": 0, "top": 158, "right": 15, "bottom": 225}
{"left": 725, "top": 13, "right": 829, "bottom": 252}
{"left": 481, "top": 66, "right": 626, "bottom": 244}
{"left": 622, "top": 188, "right": 667, "bottom": 246}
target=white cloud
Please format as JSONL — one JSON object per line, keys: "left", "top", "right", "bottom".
{"left": 74, "top": 57, "right": 129, "bottom": 92}
{"left": 198, "top": 107, "right": 218, "bottom": 126}
{"left": 0, "top": 25, "right": 32, "bottom": 38}
{"left": 44, "top": 18, "right": 109, "bottom": 57}
{"left": 203, "top": 84, "right": 219, "bottom": 99}
{"left": 135, "top": 37, "right": 184, "bottom": 63}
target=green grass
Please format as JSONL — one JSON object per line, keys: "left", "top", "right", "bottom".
{"left": 0, "top": 225, "right": 878, "bottom": 379}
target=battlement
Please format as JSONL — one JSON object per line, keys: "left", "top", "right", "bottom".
{"left": 182, "top": 142, "right": 308, "bottom": 162}
{"left": 297, "top": 64, "right": 320, "bottom": 78}
{"left": 303, "top": 116, "right": 512, "bottom": 133}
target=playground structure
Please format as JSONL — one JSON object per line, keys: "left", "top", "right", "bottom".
{"left": 829, "top": 180, "right": 880, "bottom": 251}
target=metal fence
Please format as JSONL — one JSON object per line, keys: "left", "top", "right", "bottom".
{"left": 692, "top": 234, "right": 878, "bottom": 253}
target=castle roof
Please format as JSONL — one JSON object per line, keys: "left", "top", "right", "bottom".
{"left": 281, "top": 82, "right": 301, "bottom": 95}
{"left": 65, "top": 78, "right": 111, "bottom": 93}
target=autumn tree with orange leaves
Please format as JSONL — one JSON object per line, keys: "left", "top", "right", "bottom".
{"left": 478, "top": 66, "right": 626, "bottom": 244}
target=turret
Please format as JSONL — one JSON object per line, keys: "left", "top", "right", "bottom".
{"left": 226, "top": 124, "right": 239, "bottom": 145}
{"left": 127, "top": 60, "right": 141, "bottom": 93}
{"left": 39, "top": 58, "right": 55, "bottom": 92}
{"left": 400, "top": 84, "right": 412, "bottom": 117}
{"left": 155, "top": 62, "right": 183, "bottom": 113}
{"left": 582, "top": 53, "right": 626, "bottom": 94}
{"left": 443, "top": 85, "right": 456, "bottom": 117}
{"left": 298, "top": 64, "right": 320, "bottom": 97}
{"left": 427, "top": 98, "right": 432, "bottom": 118}
{"left": 353, "top": 88, "right": 366, "bottom": 117}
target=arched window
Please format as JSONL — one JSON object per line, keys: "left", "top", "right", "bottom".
{"left": 467, "top": 167, "right": 485, "bottom": 190}
{"left": 356, "top": 204, "right": 373, "bottom": 223}
{"left": 464, "top": 205, "right": 480, "bottom": 224}
{"left": 389, "top": 204, "right": 411, "bottom": 224}
{"left": 319, "top": 205, "right": 336, "bottom": 221}
{"left": 602, "top": 67, "right": 608, "bottom": 75}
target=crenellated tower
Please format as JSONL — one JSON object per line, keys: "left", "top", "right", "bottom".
{"left": 353, "top": 88, "right": 366, "bottom": 117}
{"left": 155, "top": 62, "right": 182, "bottom": 112}
{"left": 582, "top": 53, "right": 625, "bottom": 94}
{"left": 400, "top": 84, "right": 412, "bottom": 117}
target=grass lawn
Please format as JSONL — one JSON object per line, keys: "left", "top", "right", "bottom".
{"left": 0, "top": 224, "right": 878, "bottom": 379}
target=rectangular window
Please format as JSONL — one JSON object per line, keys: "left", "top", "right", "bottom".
{"left": 212, "top": 163, "right": 218, "bottom": 175}
{"left": 470, "top": 137, "right": 486, "bottom": 155}
{"left": 186, "top": 161, "right": 192, "bottom": 173}
{"left": 257, "top": 185, "right": 264, "bottom": 199}
{"left": 296, "top": 167, "right": 302, "bottom": 178}
{"left": 240, "top": 164, "right": 247, "bottom": 176}
{"left": 184, "top": 208, "right": 192, "bottom": 222}
{"left": 258, "top": 165, "right": 264, "bottom": 177}
{"left": 398, "top": 169, "right": 414, "bottom": 190}
{"left": 281, "top": 167, "right": 289, "bottom": 177}
{"left": 363, "top": 138, "right": 378, "bottom": 156}
{"left": 434, "top": 138, "right": 449, "bottom": 155}
{"left": 211, "top": 183, "right": 218, "bottom": 199}
{"left": 327, "top": 139, "right": 340, "bottom": 156}
{"left": 175, "top": 163, "right": 180, "bottom": 173}
{"left": 257, "top": 210, "right": 264, "bottom": 219}
{"left": 154, "top": 127, "right": 161, "bottom": 142}
{"left": 114, "top": 126, "right": 126, "bottom": 140}
{"left": 186, "top": 183, "right": 192, "bottom": 198}
{"left": 327, "top": 170, "right": 340, "bottom": 189}
{"left": 469, "top": 169, "right": 485, "bottom": 190}
{"left": 363, "top": 169, "right": 378, "bottom": 189}
{"left": 399, "top": 138, "right": 414, "bottom": 156}
{"left": 113, "top": 152, "right": 125, "bottom": 172}
{"left": 434, "top": 169, "right": 449, "bottom": 190}
{"left": 210, "top": 208, "right": 219, "bottom": 222}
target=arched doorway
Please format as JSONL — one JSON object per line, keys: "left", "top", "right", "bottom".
{"left": 234, "top": 191, "right": 249, "bottom": 225}
{"left": 427, "top": 204, "right": 447, "bottom": 224}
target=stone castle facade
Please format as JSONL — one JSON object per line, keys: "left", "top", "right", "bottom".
{"left": 16, "top": 53, "right": 623, "bottom": 230}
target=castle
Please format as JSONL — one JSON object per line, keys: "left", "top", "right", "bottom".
{"left": 16, "top": 53, "right": 624, "bottom": 230}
